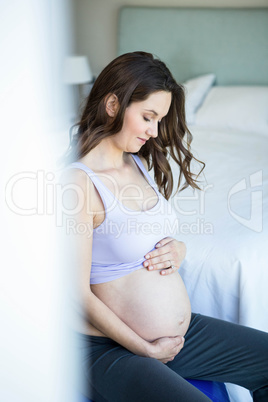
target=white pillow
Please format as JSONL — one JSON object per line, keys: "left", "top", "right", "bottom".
{"left": 195, "top": 86, "right": 268, "bottom": 135}
{"left": 183, "top": 74, "right": 216, "bottom": 125}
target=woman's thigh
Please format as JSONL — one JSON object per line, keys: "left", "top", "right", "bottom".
{"left": 76, "top": 333, "right": 211, "bottom": 402}
{"left": 76, "top": 314, "right": 268, "bottom": 401}
{"left": 168, "top": 313, "right": 268, "bottom": 393}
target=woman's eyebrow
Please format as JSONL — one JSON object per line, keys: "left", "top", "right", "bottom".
{"left": 144, "top": 109, "right": 158, "bottom": 116}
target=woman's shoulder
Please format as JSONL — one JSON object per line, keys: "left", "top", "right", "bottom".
{"left": 58, "top": 166, "right": 99, "bottom": 218}
{"left": 59, "top": 164, "right": 95, "bottom": 192}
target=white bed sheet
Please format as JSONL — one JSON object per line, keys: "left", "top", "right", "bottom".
{"left": 169, "top": 127, "right": 268, "bottom": 400}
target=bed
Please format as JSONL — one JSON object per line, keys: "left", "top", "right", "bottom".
{"left": 118, "top": 7, "right": 268, "bottom": 402}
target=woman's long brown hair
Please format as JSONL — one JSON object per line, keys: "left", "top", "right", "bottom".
{"left": 62, "top": 52, "right": 205, "bottom": 200}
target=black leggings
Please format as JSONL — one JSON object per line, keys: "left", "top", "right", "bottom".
{"left": 76, "top": 314, "right": 268, "bottom": 402}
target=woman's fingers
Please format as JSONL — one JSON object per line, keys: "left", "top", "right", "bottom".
{"left": 150, "top": 335, "right": 185, "bottom": 362}
{"left": 143, "top": 238, "right": 186, "bottom": 275}
{"left": 173, "top": 335, "right": 185, "bottom": 349}
{"left": 160, "top": 264, "right": 176, "bottom": 276}
{"left": 143, "top": 237, "right": 174, "bottom": 270}
{"left": 143, "top": 254, "right": 173, "bottom": 270}
{"left": 144, "top": 256, "right": 177, "bottom": 276}
{"left": 158, "top": 336, "right": 185, "bottom": 363}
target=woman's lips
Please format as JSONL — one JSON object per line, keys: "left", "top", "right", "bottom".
{"left": 138, "top": 137, "right": 147, "bottom": 144}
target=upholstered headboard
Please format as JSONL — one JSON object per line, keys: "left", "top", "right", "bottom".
{"left": 118, "top": 7, "right": 268, "bottom": 85}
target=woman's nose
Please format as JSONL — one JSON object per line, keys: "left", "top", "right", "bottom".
{"left": 146, "top": 122, "right": 158, "bottom": 138}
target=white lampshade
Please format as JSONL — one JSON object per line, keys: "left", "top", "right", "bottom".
{"left": 63, "top": 56, "right": 93, "bottom": 84}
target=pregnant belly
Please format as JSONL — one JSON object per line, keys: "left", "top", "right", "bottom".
{"left": 91, "top": 268, "right": 191, "bottom": 342}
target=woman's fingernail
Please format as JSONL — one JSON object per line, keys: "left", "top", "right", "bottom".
{"left": 155, "top": 243, "right": 161, "bottom": 248}
{"left": 144, "top": 261, "right": 149, "bottom": 267}
{"left": 145, "top": 254, "right": 150, "bottom": 259}
{"left": 148, "top": 266, "right": 153, "bottom": 270}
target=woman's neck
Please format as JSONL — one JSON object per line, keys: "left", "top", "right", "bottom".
{"left": 80, "top": 137, "right": 128, "bottom": 171}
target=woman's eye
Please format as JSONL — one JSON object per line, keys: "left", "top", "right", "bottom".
{"left": 143, "top": 117, "right": 150, "bottom": 122}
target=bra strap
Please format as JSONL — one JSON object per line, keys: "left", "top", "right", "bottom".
{"left": 65, "top": 162, "right": 116, "bottom": 208}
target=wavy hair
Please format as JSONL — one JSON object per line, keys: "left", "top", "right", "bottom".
{"left": 62, "top": 51, "right": 204, "bottom": 200}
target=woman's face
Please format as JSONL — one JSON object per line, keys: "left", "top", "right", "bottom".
{"left": 114, "top": 91, "right": 172, "bottom": 153}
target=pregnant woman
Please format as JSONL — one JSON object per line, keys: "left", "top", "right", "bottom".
{"left": 62, "top": 52, "right": 268, "bottom": 401}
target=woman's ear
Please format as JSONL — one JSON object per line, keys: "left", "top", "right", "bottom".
{"left": 105, "top": 93, "right": 119, "bottom": 117}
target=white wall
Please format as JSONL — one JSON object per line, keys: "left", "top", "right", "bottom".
{"left": 1, "top": 1, "right": 77, "bottom": 401}
{"left": 74, "top": 0, "right": 268, "bottom": 76}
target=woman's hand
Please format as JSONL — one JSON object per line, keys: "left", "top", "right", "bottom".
{"left": 143, "top": 237, "right": 186, "bottom": 276}
{"left": 148, "top": 335, "right": 185, "bottom": 364}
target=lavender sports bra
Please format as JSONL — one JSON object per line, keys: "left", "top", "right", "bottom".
{"left": 68, "top": 154, "right": 178, "bottom": 284}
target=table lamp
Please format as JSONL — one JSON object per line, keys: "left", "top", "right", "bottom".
{"left": 63, "top": 55, "right": 93, "bottom": 119}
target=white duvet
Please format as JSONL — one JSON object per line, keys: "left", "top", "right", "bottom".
{"left": 169, "top": 126, "right": 268, "bottom": 401}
